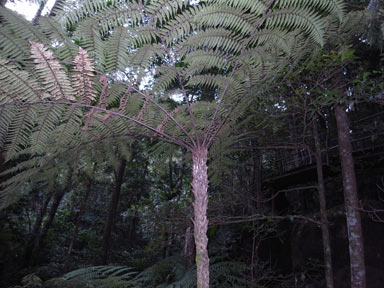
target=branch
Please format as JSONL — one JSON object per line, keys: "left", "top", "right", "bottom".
{"left": 0, "top": 101, "right": 192, "bottom": 149}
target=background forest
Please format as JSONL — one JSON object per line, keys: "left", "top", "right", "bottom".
{"left": 0, "top": 0, "right": 384, "bottom": 287}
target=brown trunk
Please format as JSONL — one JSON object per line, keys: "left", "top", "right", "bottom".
{"left": 184, "top": 226, "right": 196, "bottom": 268}
{"left": 24, "top": 189, "right": 54, "bottom": 264}
{"left": 32, "top": 0, "right": 47, "bottom": 24}
{"left": 63, "top": 179, "right": 92, "bottom": 273}
{"left": 335, "top": 104, "right": 366, "bottom": 288}
{"left": 313, "top": 116, "right": 335, "bottom": 288}
{"left": 250, "top": 149, "right": 262, "bottom": 211}
{"left": 191, "top": 146, "right": 209, "bottom": 288}
{"left": 100, "top": 158, "right": 127, "bottom": 265}
{"left": 30, "top": 170, "right": 73, "bottom": 264}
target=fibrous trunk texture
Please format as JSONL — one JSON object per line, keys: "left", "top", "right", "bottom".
{"left": 335, "top": 104, "right": 366, "bottom": 288}
{"left": 313, "top": 117, "right": 334, "bottom": 288}
{"left": 191, "top": 146, "right": 209, "bottom": 288}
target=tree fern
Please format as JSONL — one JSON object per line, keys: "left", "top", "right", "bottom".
{"left": 30, "top": 41, "right": 75, "bottom": 101}
{"left": 0, "top": 59, "right": 41, "bottom": 103}
{"left": 63, "top": 265, "right": 137, "bottom": 280}
{"left": 37, "top": 16, "right": 78, "bottom": 61}
{"left": 0, "top": 7, "right": 49, "bottom": 45}
{"left": 105, "top": 26, "right": 133, "bottom": 73}
{"left": 72, "top": 47, "right": 97, "bottom": 104}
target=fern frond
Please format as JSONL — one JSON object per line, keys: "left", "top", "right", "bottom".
{"left": 63, "top": 265, "right": 136, "bottom": 280}
{"left": 277, "top": 0, "right": 345, "bottom": 21}
{"left": 184, "top": 50, "right": 232, "bottom": 76}
{"left": 264, "top": 9, "right": 325, "bottom": 46}
{"left": 180, "top": 28, "right": 243, "bottom": 54}
{"left": 147, "top": 0, "right": 189, "bottom": 23}
{"left": 0, "top": 59, "right": 42, "bottom": 103}
{"left": 97, "top": 75, "right": 110, "bottom": 109}
{"left": 74, "top": 19, "right": 105, "bottom": 66}
{"left": 194, "top": 5, "right": 253, "bottom": 36}
{"left": 0, "top": 106, "right": 15, "bottom": 150}
{"left": 0, "top": 7, "right": 49, "bottom": 45}
{"left": 64, "top": 0, "right": 113, "bottom": 25}
{"left": 3, "top": 105, "right": 37, "bottom": 159}
{"left": 153, "top": 67, "right": 179, "bottom": 92}
{"left": 94, "top": 4, "right": 145, "bottom": 35}
{"left": 160, "top": 8, "right": 198, "bottom": 45}
{"left": 54, "top": 106, "right": 84, "bottom": 148}
{"left": 132, "top": 26, "right": 159, "bottom": 46}
{"left": 30, "top": 104, "right": 66, "bottom": 152}
{"left": 72, "top": 47, "right": 97, "bottom": 104}
{"left": 30, "top": 42, "right": 75, "bottom": 101}
{"left": 105, "top": 26, "right": 132, "bottom": 72}
{"left": 209, "top": 0, "right": 266, "bottom": 15}
{"left": 129, "top": 44, "right": 165, "bottom": 77}
{"left": 37, "top": 16, "right": 78, "bottom": 61}
{"left": 0, "top": 28, "right": 30, "bottom": 58}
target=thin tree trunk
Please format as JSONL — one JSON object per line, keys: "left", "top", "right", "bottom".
{"left": 191, "top": 146, "right": 209, "bottom": 288}
{"left": 313, "top": 116, "right": 335, "bottom": 288}
{"left": 250, "top": 149, "right": 262, "bottom": 211}
{"left": 184, "top": 226, "right": 196, "bottom": 268}
{"left": 100, "top": 158, "right": 127, "bottom": 265}
{"left": 32, "top": 0, "right": 47, "bottom": 24}
{"left": 335, "top": 104, "right": 366, "bottom": 288}
{"left": 24, "top": 189, "right": 54, "bottom": 264}
{"left": 63, "top": 179, "right": 92, "bottom": 273}
{"left": 30, "top": 170, "right": 73, "bottom": 264}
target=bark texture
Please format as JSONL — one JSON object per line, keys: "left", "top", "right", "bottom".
{"left": 335, "top": 104, "right": 366, "bottom": 288}
{"left": 191, "top": 146, "right": 209, "bottom": 288}
{"left": 100, "top": 158, "right": 126, "bottom": 264}
{"left": 313, "top": 117, "right": 334, "bottom": 288}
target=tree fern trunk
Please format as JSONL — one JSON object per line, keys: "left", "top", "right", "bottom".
{"left": 335, "top": 104, "right": 366, "bottom": 288}
{"left": 191, "top": 146, "right": 209, "bottom": 288}
{"left": 313, "top": 116, "right": 334, "bottom": 288}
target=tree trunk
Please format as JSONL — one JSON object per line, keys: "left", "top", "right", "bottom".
{"left": 250, "top": 149, "right": 262, "bottom": 211}
{"left": 335, "top": 104, "right": 366, "bottom": 288}
{"left": 100, "top": 158, "right": 127, "bottom": 265}
{"left": 63, "top": 179, "right": 92, "bottom": 273}
{"left": 29, "top": 170, "right": 73, "bottom": 264}
{"left": 184, "top": 226, "right": 196, "bottom": 268}
{"left": 32, "top": 0, "right": 47, "bottom": 24}
{"left": 313, "top": 116, "right": 334, "bottom": 288}
{"left": 24, "top": 189, "right": 54, "bottom": 264}
{"left": 191, "top": 146, "right": 209, "bottom": 288}
{"left": 0, "top": 0, "right": 7, "bottom": 7}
